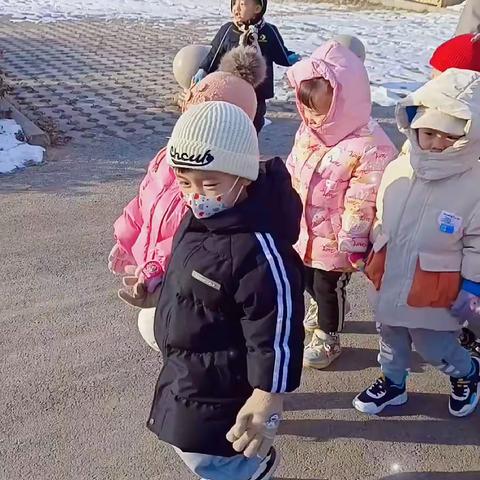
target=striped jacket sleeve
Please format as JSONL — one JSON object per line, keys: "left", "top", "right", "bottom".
{"left": 233, "top": 233, "right": 305, "bottom": 393}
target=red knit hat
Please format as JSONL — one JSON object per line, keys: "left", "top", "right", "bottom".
{"left": 430, "top": 34, "right": 480, "bottom": 73}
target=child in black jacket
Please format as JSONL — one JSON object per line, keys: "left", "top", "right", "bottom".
{"left": 193, "top": 0, "right": 300, "bottom": 133}
{"left": 120, "top": 101, "right": 305, "bottom": 480}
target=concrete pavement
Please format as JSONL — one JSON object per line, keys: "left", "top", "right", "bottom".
{"left": 1, "top": 15, "right": 479, "bottom": 480}
{"left": 1, "top": 123, "right": 480, "bottom": 480}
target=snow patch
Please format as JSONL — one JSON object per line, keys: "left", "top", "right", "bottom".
{"left": 0, "top": 1, "right": 463, "bottom": 112}
{"left": 0, "top": 119, "right": 45, "bottom": 174}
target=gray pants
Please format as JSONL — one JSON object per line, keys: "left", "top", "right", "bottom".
{"left": 379, "top": 325, "right": 473, "bottom": 385}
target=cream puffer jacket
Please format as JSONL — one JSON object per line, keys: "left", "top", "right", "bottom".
{"left": 366, "top": 68, "right": 480, "bottom": 331}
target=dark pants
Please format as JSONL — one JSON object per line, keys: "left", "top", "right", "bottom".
{"left": 304, "top": 267, "right": 351, "bottom": 333}
{"left": 253, "top": 99, "right": 267, "bottom": 134}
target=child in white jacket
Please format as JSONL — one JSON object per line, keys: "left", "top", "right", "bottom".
{"left": 354, "top": 68, "right": 480, "bottom": 418}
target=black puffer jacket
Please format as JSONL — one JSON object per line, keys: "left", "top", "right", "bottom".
{"left": 147, "top": 158, "right": 305, "bottom": 456}
{"left": 199, "top": 19, "right": 292, "bottom": 100}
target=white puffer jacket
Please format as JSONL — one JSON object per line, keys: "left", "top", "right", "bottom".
{"left": 456, "top": 0, "right": 480, "bottom": 35}
{"left": 367, "top": 68, "right": 480, "bottom": 331}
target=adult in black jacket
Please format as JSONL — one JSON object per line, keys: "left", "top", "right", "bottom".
{"left": 196, "top": 0, "right": 298, "bottom": 133}
{"left": 120, "top": 101, "right": 304, "bottom": 480}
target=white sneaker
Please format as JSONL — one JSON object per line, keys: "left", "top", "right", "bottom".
{"left": 303, "top": 330, "right": 342, "bottom": 369}
{"left": 303, "top": 298, "right": 318, "bottom": 332}
{"left": 250, "top": 447, "right": 280, "bottom": 480}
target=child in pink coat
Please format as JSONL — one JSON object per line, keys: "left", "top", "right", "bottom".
{"left": 109, "top": 46, "right": 266, "bottom": 349}
{"left": 286, "top": 40, "right": 397, "bottom": 369}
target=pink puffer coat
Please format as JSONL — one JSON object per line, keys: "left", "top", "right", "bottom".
{"left": 113, "top": 147, "right": 187, "bottom": 277}
{"left": 286, "top": 41, "right": 397, "bottom": 272}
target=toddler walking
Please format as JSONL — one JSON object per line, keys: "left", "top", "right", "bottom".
{"left": 120, "top": 102, "right": 305, "bottom": 480}
{"left": 193, "top": 0, "right": 299, "bottom": 132}
{"left": 108, "top": 47, "right": 266, "bottom": 349}
{"left": 354, "top": 69, "right": 480, "bottom": 417}
{"left": 286, "top": 40, "right": 397, "bottom": 369}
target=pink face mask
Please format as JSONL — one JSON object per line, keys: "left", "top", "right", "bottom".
{"left": 184, "top": 177, "right": 243, "bottom": 219}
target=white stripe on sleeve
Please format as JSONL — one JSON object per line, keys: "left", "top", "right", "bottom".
{"left": 254, "top": 232, "right": 292, "bottom": 393}
{"left": 265, "top": 233, "right": 292, "bottom": 393}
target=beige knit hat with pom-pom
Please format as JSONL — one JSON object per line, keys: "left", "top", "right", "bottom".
{"left": 182, "top": 46, "right": 266, "bottom": 121}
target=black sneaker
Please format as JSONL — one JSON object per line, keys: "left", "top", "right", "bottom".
{"left": 449, "top": 357, "right": 480, "bottom": 417}
{"left": 250, "top": 447, "right": 280, "bottom": 480}
{"left": 353, "top": 375, "right": 408, "bottom": 415}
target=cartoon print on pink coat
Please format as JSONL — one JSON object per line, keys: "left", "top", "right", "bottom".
{"left": 113, "top": 147, "right": 188, "bottom": 277}
{"left": 286, "top": 41, "right": 397, "bottom": 271}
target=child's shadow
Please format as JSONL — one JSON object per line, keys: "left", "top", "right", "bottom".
{"left": 380, "top": 473, "right": 480, "bottom": 480}
{"left": 284, "top": 391, "right": 451, "bottom": 419}
{"left": 317, "top": 347, "right": 425, "bottom": 373}
{"left": 342, "top": 320, "right": 378, "bottom": 335}
{"left": 280, "top": 390, "right": 479, "bottom": 446}
{"left": 276, "top": 473, "right": 480, "bottom": 480}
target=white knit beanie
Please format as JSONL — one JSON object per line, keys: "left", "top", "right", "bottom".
{"left": 167, "top": 101, "right": 259, "bottom": 181}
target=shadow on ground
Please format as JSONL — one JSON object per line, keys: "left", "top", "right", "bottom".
{"left": 284, "top": 391, "right": 453, "bottom": 420}
{"left": 380, "top": 473, "right": 480, "bottom": 479}
{"left": 277, "top": 474, "right": 480, "bottom": 480}
{"left": 279, "top": 412, "right": 480, "bottom": 446}
{"left": 0, "top": 136, "right": 163, "bottom": 195}
{"left": 343, "top": 320, "right": 378, "bottom": 335}
{"left": 304, "top": 347, "right": 426, "bottom": 374}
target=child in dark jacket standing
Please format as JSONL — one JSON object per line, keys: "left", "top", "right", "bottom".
{"left": 193, "top": 0, "right": 300, "bottom": 133}
{"left": 119, "top": 101, "right": 305, "bottom": 480}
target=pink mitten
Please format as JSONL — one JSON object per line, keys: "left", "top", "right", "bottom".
{"left": 136, "top": 261, "right": 164, "bottom": 293}
{"left": 348, "top": 253, "right": 367, "bottom": 271}
{"left": 108, "top": 244, "right": 135, "bottom": 275}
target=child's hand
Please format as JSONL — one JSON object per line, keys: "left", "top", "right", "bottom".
{"left": 451, "top": 290, "right": 480, "bottom": 324}
{"left": 288, "top": 53, "right": 301, "bottom": 65}
{"left": 108, "top": 244, "right": 135, "bottom": 275}
{"left": 348, "top": 252, "right": 367, "bottom": 271}
{"left": 191, "top": 69, "right": 206, "bottom": 86}
{"left": 226, "top": 389, "right": 283, "bottom": 459}
{"left": 118, "top": 266, "right": 161, "bottom": 309}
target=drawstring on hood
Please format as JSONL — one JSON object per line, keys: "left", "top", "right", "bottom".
{"left": 396, "top": 68, "right": 480, "bottom": 181}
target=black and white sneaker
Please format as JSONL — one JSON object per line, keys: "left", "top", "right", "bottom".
{"left": 353, "top": 375, "right": 408, "bottom": 415}
{"left": 449, "top": 357, "right": 480, "bottom": 417}
{"left": 250, "top": 447, "right": 280, "bottom": 480}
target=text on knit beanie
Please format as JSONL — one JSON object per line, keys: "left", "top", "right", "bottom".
{"left": 167, "top": 101, "right": 259, "bottom": 181}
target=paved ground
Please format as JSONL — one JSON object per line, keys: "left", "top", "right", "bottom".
{"left": 1, "top": 16, "right": 480, "bottom": 480}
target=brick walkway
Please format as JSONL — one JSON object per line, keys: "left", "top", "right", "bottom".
{"left": 0, "top": 18, "right": 299, "bottom": 143}
{"left": 0, "top": 19, "right": 217, "bottom": 141}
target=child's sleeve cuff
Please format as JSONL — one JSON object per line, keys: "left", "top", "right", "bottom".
{"left": 462, "top": 278, "right": 480, "bottom": 296}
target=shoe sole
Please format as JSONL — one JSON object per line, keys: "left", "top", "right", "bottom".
{"left": 251, "top": 448, "right": 281, "bottom": 480}
{"left": 449, "top": 376, "right": 480, "bottom": 418}
{"left": 352, "top": 391, "right": 408, "bottom": 415}
{"left": 303, "top": 350, "right": 342, "bottom": 370}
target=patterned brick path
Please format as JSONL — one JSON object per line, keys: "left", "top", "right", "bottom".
{"left": 0, "top": 19, "right": 219, "bottom": 141}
